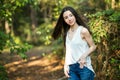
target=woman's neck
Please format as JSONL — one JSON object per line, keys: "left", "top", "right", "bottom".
{"left": 70, "top": 23, "right": 79, "bottom": 31}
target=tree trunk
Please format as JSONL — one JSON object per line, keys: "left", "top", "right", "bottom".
{"left": 30, "top": 6, "right": 38, "bottom": 30}
{"left": 5, "top": 21, "right": 10, "bottom": 34}
{"left": 30, "top": 5, "right": 38, "bottom": 43}
{"left": 44, "top": 8, "right": 48, "bottom": 22}
{"left": 111, "top": 0, "right": 115, "bottom": 9}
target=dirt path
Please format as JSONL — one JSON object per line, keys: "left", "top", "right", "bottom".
{"left": 0, "top": 46, "right": 67, "bottom": 80}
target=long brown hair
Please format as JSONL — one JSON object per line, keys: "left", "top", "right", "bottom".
{"left": 52, "top": 6, "right": 89, "bottom": 46}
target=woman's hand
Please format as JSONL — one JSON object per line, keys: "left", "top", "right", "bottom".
{"left": 78, "top": 57, "right": 86, "bottom": 68}
{"left": 64, "top": 65, "right": 70, "bottom": 77}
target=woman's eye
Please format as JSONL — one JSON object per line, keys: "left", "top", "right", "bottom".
{"left": 69, "top": 14, "right": 73, "bottom": 17}
{"left": 64, "top": 16, "right": 68, "bottom": 19}
{"left": 64, "top": 14, "right": 73, "bottom": 19}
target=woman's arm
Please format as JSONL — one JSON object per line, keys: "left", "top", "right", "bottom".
{"left": 79, "top": 27, "right": 96, "bottom": 68}
{"left": 81, "top": 27, "right": 96, "bottom": 58}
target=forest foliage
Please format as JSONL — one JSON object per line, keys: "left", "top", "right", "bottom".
{"left": 0, "top": 0, "right": 120, "bottom": 80}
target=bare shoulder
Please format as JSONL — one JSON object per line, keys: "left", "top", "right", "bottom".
{"left": 81, "top": 27, "right": 90, "bottom": 35}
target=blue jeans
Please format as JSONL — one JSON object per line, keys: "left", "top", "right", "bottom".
{"left": 68, "top": 63, "right": 94, "bottom": 80}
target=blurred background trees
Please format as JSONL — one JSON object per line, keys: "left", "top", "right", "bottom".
{"left": 0, "top": 0, "right": 120, "bottom": 80}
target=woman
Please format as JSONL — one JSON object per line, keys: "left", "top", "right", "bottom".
{"left": 52, "top": 6, "right": 96, "bottom": 80}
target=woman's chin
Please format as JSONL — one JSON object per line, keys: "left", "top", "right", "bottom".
{"left": 69, "top": 23, "right": 75, "bottom": 26}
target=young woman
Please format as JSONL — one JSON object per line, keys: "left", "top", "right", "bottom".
{"left": 52, "top": 6, "right": 96, "bottom": 80}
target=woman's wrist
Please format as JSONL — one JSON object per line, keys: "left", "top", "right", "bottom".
{"left": 64, "top": 65, "right": 69, "bottom": 70}
{"left": 64, "top": 64, "right": 68, "bottom": 68}
{"left": 79, "top": 55, "right": 87, "bottom": 60}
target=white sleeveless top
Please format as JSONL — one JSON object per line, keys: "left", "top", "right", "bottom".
{"left": 65, "top": 26, "right": 94, "bottom": 73}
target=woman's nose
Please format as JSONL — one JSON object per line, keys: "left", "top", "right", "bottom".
{"left": 68, "top": 17, "right": 71, "bottom": 20}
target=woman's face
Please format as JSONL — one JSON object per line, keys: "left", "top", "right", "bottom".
{"left": 63, "top": 10, "right": 76, "bottom": 26}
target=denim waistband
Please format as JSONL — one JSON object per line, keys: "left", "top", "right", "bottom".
{"left": 69, "top": 62, "right": 79, "bottom": 66}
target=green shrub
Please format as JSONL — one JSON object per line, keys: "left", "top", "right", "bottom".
{"left": 0, "top": 65, "right": 8, "bottom": 80}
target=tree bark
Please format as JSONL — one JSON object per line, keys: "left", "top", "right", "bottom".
{"left": 5, "top": 21, "right": 10, "bottom": 34}
{"left": 30, "top": 5, "right": 38, "bottom": 43}
{"left": 30, "top": 5, "right": 38, "bottom": 30}
{"left": 111, "top": 0, "right": 115, "bottom": 9}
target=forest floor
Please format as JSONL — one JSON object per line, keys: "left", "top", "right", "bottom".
{"left": 0, "top": 46, "right": 67, "bottom": 80}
